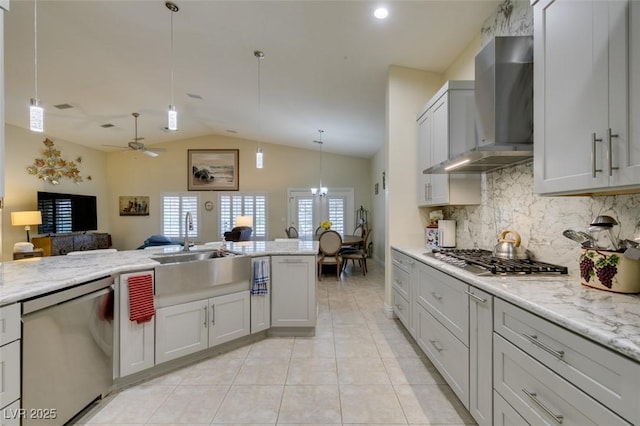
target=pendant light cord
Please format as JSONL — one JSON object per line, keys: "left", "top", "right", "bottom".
{"left": 255, "top": 51, "right": 265, "bottom": 150}
{"left": 33, "top": 0, "right": 38, "bottom": 100}
{"left": 170, "top": 8, "right": 175, "bottom": 105}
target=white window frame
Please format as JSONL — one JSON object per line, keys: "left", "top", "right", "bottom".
{"left": 287, "top": 188, "right": 354, "bottom": 238}
{"left": 161, "top": 193, "right": 200, "bottom": 239}
{"left": 218, "top": 192, "right": 268, "bottom": 241}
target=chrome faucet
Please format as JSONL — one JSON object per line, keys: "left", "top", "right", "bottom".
{"left": 183, "top": 211, "right": 193, "bottom": 252}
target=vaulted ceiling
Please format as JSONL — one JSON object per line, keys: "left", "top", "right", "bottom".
{"left": 4, "top": 1, "right": 499, "bottom": 158}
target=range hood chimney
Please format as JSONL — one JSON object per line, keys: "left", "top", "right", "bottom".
{"left": 424, "top": 35, "right": 533, "bottom": 174}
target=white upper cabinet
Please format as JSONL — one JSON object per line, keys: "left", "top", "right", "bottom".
{"left": 417, "top": 81, "right": 480, "bottom": 207}
{"left": 534, "top": 0, "right": 640, "bottom": 195}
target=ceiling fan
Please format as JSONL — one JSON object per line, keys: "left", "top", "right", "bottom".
{"left": 112, "top": 112, "right": 166, "bottom": 157}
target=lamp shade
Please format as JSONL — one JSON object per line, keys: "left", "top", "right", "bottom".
{"left": 235, "top": 215, "right": 253, "bottom": 228}
{"left": 11, "top": 211, "right": 42, "bottom": 226}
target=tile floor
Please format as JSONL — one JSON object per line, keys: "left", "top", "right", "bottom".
{"left": 78, "top": 262, "right": 475, "bottom": 425}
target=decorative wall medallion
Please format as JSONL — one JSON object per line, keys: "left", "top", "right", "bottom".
{"left": 204, "top": 201, "right": 214, "bottom": 211}
{"left": 27, "top": 138, "right": 84, "bottom": 184}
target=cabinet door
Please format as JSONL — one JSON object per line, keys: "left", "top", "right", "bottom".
{"left": 156, "top": 299, "right": 208, "bottom": 364}
{"left": 417, "top": 110, "right": 432, "bottom": 206}
{"left": 209, "top": 291, "right": 250, "bottom": 347}
{"left": 0, "top": 341, "right": 20, "bottom": 410}
{"left": 118, "top": 272, "right": 155, "bottom": 377}
{"left": 533, "top": 0, "right": 625, "bottom": 194}
{"left": 619, "top": 0, "right": 640, "bottom": 185}
{"left": 271, "top": 256, "right": 316, "bottom": 327}
{"left": 428, "top": 95, "right": 450, "bottom": 205}
{"left": 1, "top": 399, "right": 21, "bottom": 426}
{"left": 468, "top": 288, "right": 493, "bottom": 426}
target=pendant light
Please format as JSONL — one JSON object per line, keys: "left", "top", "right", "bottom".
{"left": 166, "top": 1, "right": 179, "bottom": 131}
{"left": 255, "top": 50, "right": 265, "bottom": 169}
{"left": 29, "top": 0, "right": 43, "bottom": 132}
{"left": 311, "top": 129, "right": 328, "bottom": 197}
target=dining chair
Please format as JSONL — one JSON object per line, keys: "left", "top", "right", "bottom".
{"left": 341, "top": 229, "right": 372, "bottom": 275}
{"left": 315, "top": 226, "right": 325, "bottom": 236}
{"left": 317, "top": 230, "right": 343, "bottom": 280}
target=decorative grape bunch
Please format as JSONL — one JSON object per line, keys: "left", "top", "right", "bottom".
{"left": 580, "top": 251, "right": 620, "bottom": 289}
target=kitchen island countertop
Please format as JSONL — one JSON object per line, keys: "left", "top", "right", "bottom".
{"left": 394, "top": 245, "right": 640, "bottom": 363}
{"left": 0, "top": 240, "right": 318, "bottom": 305}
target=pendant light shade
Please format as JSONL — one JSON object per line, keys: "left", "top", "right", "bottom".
{"left": 29, "top": 0, "right": 43, "bottom": 132}
{"left": 166, "top": 1, "right": 179, "bottom": 131}
{"left": 311, "top": 129, "right": 328, "bottom": 197}
{"left": 255, "top": 50, "right": 265, "bottom": 169}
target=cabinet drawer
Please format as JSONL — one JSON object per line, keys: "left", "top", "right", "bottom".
{"left": 0, "top": 304, "right": 20, "bottom": 344}
{"left": 391, "top": 263, "right": 410, "bottom": 299}
{"left": 416, "top": 305, "right": 469, "bottom": 408}
{"left": 392, "top": 289, "right": 410, "bottom": 329}
{"left": 494, "top": 299, "right": 639, "bottom": 422}
{"left": 494, "top": 334, "right": 630, "bottom": 425}
{"left": 494, "top": 391, "right": 528, "bottom": 426}
{"left": 417, "top": 264, "right": 469, "bottom": 345}
{"left": 0, "top": 341, "right": 20, "bottom": 410}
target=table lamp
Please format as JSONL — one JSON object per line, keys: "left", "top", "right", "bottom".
{"left": 235, "top": 215, "right": 253, "bottom": 228}
{"left": 11, "top": 211, "right": 42, "bottom": 242}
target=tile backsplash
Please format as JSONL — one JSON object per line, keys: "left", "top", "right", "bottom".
{"left": 444, "top": 161, "right": 640, "bottom": 274}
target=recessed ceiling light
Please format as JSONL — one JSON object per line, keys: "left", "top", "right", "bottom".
{"left": 373, "top": 7, "right": 388, "bottom": 19}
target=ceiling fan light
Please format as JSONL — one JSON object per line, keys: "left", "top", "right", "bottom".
{"left": 29, "top": 98, "right": 44, "bottom": 132}
{"left": 167, "top": 104, "right": 177, "bottom": 131}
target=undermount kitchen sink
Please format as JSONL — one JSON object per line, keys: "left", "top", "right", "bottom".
{"left": 153, "top": 250, "right": 251, "bottom": 298}
{"left": 151, "top": 249, "right": 236, "bottom": 265}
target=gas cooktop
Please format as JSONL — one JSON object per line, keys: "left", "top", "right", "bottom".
{"left": 425, "top": 248, "right": 568, "bottom": 275}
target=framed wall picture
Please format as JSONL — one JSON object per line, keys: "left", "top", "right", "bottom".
{"left": 188, "top": 149, "right": 239, "bottom": 191}
{"left": 119, "top": 196, "right": 149, "bottom": 216}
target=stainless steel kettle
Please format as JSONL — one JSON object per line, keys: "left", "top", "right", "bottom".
{"left": 493, "top": 229, "right": 530, "bottom": 260}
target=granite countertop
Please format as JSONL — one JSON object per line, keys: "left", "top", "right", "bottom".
{"left": 0, "top": 240, "right": 318, "bottom": 306}
{"left": 393, "top": 245, "right": 640, "bottom": 363}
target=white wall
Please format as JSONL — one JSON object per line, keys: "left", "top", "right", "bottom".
{"left": 106, "top": 133, "right": 372, "bottom": 250}
{"left": 2, "top": 124, "right": 109, "bottom": 260}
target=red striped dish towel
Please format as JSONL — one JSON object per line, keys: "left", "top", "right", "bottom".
{"left": 128, "top": 274, "right": 155, "bottom": 323}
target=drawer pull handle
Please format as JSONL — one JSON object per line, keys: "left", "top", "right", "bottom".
{"left": 203, "top": 306, "right": 208, "bottom": 327}
{"left": 522, "top": 389, "right": 564, "bottom": 424}
{"left": 465, "top": 290, "right": 487, "bottom": 303}
{"left": 523, "top": 333, "right": 565, "bottom": 359}
{"left": 428, "top": 339, "right": 443, "bottom": 352}
{"left": 211, "top": 306, "right": 215, "bottom": 326}
{"left": 430, "top": 291, "right": 443, "bottom": 301}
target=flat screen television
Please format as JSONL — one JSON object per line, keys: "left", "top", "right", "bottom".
{"left": 37, "top": 191, "right": 98, "bottom": 234}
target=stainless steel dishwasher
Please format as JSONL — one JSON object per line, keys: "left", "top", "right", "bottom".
{"left": 22, "top": 276, "right": 114, "bottom": 426}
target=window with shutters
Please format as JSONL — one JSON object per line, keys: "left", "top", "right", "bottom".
{"left": 218, "top": 193, "right": 267, "bottom": 240}
{"left": 161, "top": 193, "right": 200, "bottom": 238}
{"left": 287, "top": 188, "right": 354, "bottom": 237}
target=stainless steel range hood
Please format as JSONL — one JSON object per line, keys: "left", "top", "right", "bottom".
{"left": 424, "top": 36, "right": 533, "bottom": 174}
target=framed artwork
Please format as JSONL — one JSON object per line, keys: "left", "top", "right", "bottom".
{"left": 188, "top": 149, "right": 239, "bottom": 191}
{"left": 119, "top": 196, "right": 149, "bottom": 216}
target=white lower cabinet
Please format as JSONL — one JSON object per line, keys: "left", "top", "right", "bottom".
{"left": 118, "top": 271, "right": 155, "bottom": 377}
{"left": 156, "top": 291, "right": 250, "bottom": 364}
{"left": 391, "top": 249, "right": 418, "bottom": 336}
{"left": 494, "top": 334, "right": 630, "bottom": 425}
{"left": 250, "top": 256, "right": 270, "bottom": 334}
{"left": 1, "top": 399, "right": 21, "bottom": 426}
{"left": 493, "top": 391, "right": 528, "bottom": 426}
{"left": 156, "top": 299, "right": 208, "bottom": 364}
{"left": 468, "top": 287, "right": 493, "bottom": 426}
{"left": 271, "top": 256, "right": 316, "bottom": 327}
{"left": 0, "top": 341, "right": 20, "bottom": 413}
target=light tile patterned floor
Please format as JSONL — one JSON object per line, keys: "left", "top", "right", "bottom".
{"left": 78, "top": 262, "right": 476, "bottom": 425}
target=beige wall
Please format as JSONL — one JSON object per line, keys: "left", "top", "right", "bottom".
{"left": 385, "top": 65, "right": 444, "bottom": 307}
{"left": 2, "top": 124, "right": 109, "bottom": 260}
{"left": 443, "top": 34, "right": 481, "bottom": 81}
{"left": 107, "top": 134, "right": 372, "bottom": 250}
